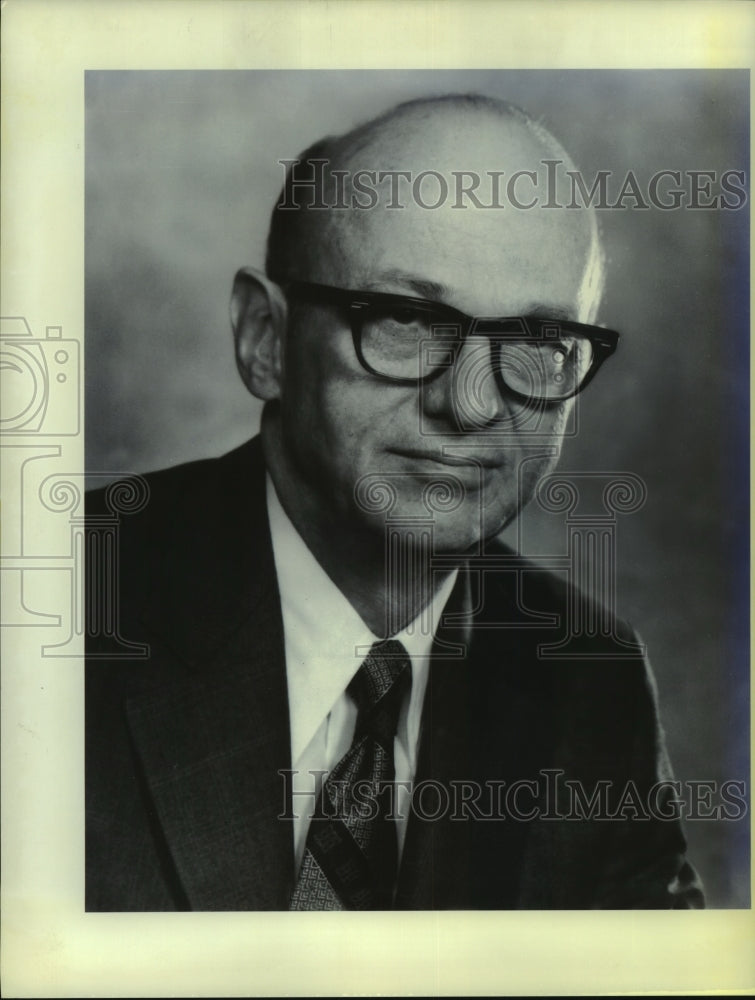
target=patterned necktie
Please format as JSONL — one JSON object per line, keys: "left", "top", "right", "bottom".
{"left": 289, "top": 638, "right": 411, "bottom": 910}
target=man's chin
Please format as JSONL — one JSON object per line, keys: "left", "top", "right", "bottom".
{"left": 360, "top": 497, "right": 511, "bottom": 557}
{"left": 430, "top": 516, "right": 511, "bottom": 556}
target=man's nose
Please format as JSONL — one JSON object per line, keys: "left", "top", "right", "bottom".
{"left": 421, "top": 335, "right": 508, "bottom": 429}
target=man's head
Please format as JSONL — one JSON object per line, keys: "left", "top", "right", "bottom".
{"left": 231, "top": 94, "right": 607, "bottom": 555}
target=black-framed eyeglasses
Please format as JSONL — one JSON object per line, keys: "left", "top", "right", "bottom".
{"left": 283, "top": 280, "right": 619, "bottom": 403}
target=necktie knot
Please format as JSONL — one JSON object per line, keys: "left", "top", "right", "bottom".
{"left": 290, "top": 637, "right": 411, "bottom": 911}
{"left": 347, "top": 638, "right": 411, "bottom": 743}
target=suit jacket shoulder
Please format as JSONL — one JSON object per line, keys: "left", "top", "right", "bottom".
{"left": 86, "top": 437, "right": 294, "bottom": 910}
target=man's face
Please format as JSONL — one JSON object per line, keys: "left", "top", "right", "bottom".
{"left": 268, "top": 112, "right": 599, "bottom": 554}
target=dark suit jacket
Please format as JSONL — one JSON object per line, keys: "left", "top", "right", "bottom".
{"left": 86, "top": 437, "right": 704, "bottom": 910}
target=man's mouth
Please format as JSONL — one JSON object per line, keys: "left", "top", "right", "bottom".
{"left": 388, "top": 448, "right": 501, "bottom": 470}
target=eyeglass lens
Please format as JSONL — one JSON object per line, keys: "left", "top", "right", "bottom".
{"left": 359, "top": 306, "right": 594, "bottom": 400}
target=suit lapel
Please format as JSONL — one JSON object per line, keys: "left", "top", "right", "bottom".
{"left": 396, "top": 569, "right": 475, "bottom": 908}
{"left": 124, "top": 439, "right": 295, "bottom": 910}
{"left": 119, "top": 438, "right": 558, "bottom": 910}
{"left": 126, "top": 615, "right": 293, "bottom": 910}
{"left": 397, "top": 561, "right": 557, "bottom": 909}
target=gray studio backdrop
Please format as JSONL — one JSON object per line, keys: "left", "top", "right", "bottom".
{"left": 85, "top": 70, "right": 749, "bottom": 907}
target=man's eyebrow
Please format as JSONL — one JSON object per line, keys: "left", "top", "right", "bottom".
{"left": 365, "top": 271, "right": 448, "bottom": 301}
{"left": 524, "top": 305, "right": 575, "bottom": 322}
{"left": 367, "top": 271, "right": 577, "bottom": 321}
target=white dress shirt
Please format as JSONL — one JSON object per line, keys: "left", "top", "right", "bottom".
{"left": 266, "top": 476, "right": 458, "bottom": 873}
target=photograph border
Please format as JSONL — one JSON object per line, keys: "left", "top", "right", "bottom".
{"left": 2, "top": 1, "right": 753, "bottom": 995}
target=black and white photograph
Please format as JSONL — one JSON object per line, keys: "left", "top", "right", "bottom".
{"left": 2, "top": 2, "right": 752, "bottom": 996}
{"left": 84, "top": 69, "right": 748, "bottom": 912}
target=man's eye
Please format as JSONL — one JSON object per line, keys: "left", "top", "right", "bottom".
{"left": 525, "top": 337, "right": 578, "bottom": 359}
{"left": 384, "top": 307, "right": 425, "bottom": 326}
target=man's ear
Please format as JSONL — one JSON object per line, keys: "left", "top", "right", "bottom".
{"left": 230, "top": 267, "right": 287, "bottom": 400}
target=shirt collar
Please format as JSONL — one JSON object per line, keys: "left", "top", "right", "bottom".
{"left": 266, "top": 475, "right": 457, "bottom": 764}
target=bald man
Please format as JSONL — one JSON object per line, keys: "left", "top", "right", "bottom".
{"left": 86, "top": 95, "right": 704, "bottom": 911}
